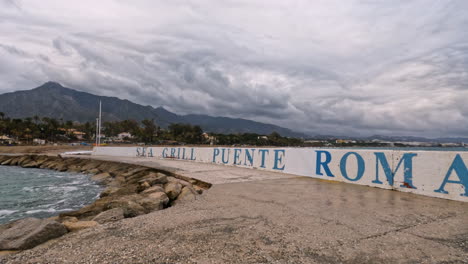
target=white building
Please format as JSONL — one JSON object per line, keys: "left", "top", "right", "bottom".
{"left": 118, "top": 132, "right": 133, "bottom": 139}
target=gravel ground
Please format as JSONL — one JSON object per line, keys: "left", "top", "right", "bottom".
{"left": 2, "top": 176, "right": 467, "bottom": 264}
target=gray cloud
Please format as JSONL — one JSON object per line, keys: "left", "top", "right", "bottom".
{"left": 0, "top": 0, "right": 467, "bottom": 137}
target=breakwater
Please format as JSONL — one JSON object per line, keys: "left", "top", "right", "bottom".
{"left": 93, "top": 147, "right": 468, "bottom": 202}
{"left": 0, "top": 154, "right": 209, "bottom": 251}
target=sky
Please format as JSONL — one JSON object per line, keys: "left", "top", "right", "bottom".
{"left": 0, "top": 0, "right": 467, "bottom": 138}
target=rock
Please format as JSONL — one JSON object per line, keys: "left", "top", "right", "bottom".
{"left": 141, "top": 185, "right": 164, "bottom": 194}
{"left": 0, "top": 155, "right": 10, "bottom": 163}
{"left": 59, "top": 216, "right": 78, "bottom": 223}
{"left": 8, "top": 157, "right": 20, "bottom": 166}
{"left": 104, "top": 196, "right": 146, "bottom": 218}
{"left": 92, "top": 172, "right": 112, "bottom": 184}
{"left": 1, "top": 158, "right": 14, "bottom": 166}
{"left": 92, "top": 208, "right": 125, "bottom": 224}
{"left": 173, "top": 187, "right": 198, "bottom": 205}
{"left": 99, "top": 187, "right": 120, "bottom": 198}
{"left": 177, "top": 179, "right": 192, "bottom": 187}
{"left": 16, "top": 156, "right": 32, "bottom": 166}
{"left": 150, "top": 172, "right": 169, "bottom": 184}
{"left": 139, "top": 192, "right": 169, "bottom": 212}
{"left": 166, "top": 176, "right": 178, "bottom": 182}
{"left": 87, "top": 168, "right": 101, "bottom": 174}
{"left": 164, "top": 182, "right": 182, "bottom": 200}
{"left": 63, "top": 221, "right": 98, "bottom": 232}
{"left": 121, "top": 167, "right": 148, "bottom": 177}
{"left": 21, "top": 161, "right": 38, "bottom": 168}
{"left": 39, "top": 161, "right": 54, "bottom": 169}
{"left": 138, "top": 181, "right": 151, "bottom": 191}
{"left": 193, "top": 186, "right": 204, "bottom": 194}
{"left": 0, "top": 218, "right": 67, "bottom": 250}
{"left": 80, "top": 161, "right": 103, "bottom": 171}
{"left": 67, "top": 165, "right": 82, "bottom": 172}
{"left": 59, "top": 197, "right": 113, "bottom": 219}
{"left": 34, "top": 156, "right": 50, "bottom": 166}
{"left": 55, "top": 164, "right": 68, "bottom": 172}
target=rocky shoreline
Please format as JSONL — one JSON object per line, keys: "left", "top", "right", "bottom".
{"left": 0, "top": 154, "right": 211, "bottom": 252}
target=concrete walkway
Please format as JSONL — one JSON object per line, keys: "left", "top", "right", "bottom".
{"left": 2, "top": 156, "right": 468, "bottom": 264}
{"left": 80, "top": 155, "right": 298, "bottom": 184}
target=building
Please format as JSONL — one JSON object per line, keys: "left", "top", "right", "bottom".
{"left": 0, "top": 135, "right": 14, "bottom": 144}
{"left": 33, "top": 138, "right": 46, "bottom": 145}
{"left": 73, "top": 131, "right": 86, "bottom": 140}
{"left": 118, "top": 132, "right": 133, "bottom": 139}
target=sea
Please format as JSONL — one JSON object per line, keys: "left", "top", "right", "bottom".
{"left": 0, "top": 166, "right": 103, "bottom": 224}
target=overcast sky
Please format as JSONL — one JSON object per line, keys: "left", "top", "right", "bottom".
{"left": 1, "top": 0, "right": 467, "bottom": 137}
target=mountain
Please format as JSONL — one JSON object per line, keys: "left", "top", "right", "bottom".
{"left": 0, "top": 82, "right": 307, "bottom": 137}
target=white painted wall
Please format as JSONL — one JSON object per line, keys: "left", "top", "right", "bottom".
{"left": 93, "top": 146, "right": 468, "bottom": 202}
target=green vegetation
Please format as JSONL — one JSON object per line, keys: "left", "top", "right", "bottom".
{"left": 0, "top": 113, "right": 304, "bottom": 146}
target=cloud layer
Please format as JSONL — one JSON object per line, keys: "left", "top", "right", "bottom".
{"left": 1, "top": 0, "right": 467, "bottom": 137}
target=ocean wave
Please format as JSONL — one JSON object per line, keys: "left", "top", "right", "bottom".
{"left": 25, "top": 208, "right": 57, "bottom": 214}
{"left": 0, "top": 210, "right": 17, "bottom": 217}
{"left": 47, "top": 186, "right": 79, "bottom": 192}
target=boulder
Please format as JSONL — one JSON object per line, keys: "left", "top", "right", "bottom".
{"left": 80, "top": 161, "right": 103, "bottom": 171}
{"left": 34, "top": 156, "right": 50, "bottom": 166}
{"left": 147, "top": 172, "right": 169, "bottom": 184}
{"left": 9, "top": 157, "right": 21, "bottom": 166}
{"left": 121, "top": 167, "right": 148, "bottom": 178}
{"left": 91, "top": 172, "right": 113, "bottom": 184}
{"left": 63, "top": 221, "right": 98, "bottom": 232}
{"left": 16, "top": 156, "right": 32, "bottom": 166}
{"left": 164, "top": 182, "right": 182, "bottom": 200}
{"left": 137, "top": 181, "right": 151, "bottom": 192}
{"left": 1, "top": 158, "right": 14, "bottom": 166}
{"left": 139, "top": 192, "right": 169, "bottom": 212}
{"left": 0, "top": 155, "right": 10, "bottom": 163}
{"left": 21, "top": 161, "right": 38, "bottom": 168}
{"left": 67, "top": 165, "right": 82, "bottom": 172}
{"left": 104, "top": 196, "right": 146, "bottom": 218}
{"left": 0, "top": 218, "right": 67, "bottom": 250}
{"left": 59, "top": 216, "right": 78, "bottom": 223}
{"left": 87, "top": 168, "right": 101, "bottom": 174}
{"left": 173, "top": 187, "right": 198, "bottom": 205}
{"left": 141, "top": 185, "right": 165, "bottom": 194}
{"left": 99, "top": 187, "right": 120, "bottom": 198}
{"left": 92, "top": 208, "right": 125, "bottom": 224}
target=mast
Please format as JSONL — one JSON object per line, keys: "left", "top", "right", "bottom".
{"left": 95, "top": 118, "right": 99, "bottom": 146}
{"left": 98, "top": 100, "right": 102, "bottom": 146}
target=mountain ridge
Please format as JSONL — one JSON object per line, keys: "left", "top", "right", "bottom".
{"left": 0, "top": 82, "right": 308, "bottom": 138}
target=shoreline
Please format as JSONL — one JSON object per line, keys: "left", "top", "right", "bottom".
{"left": 0, "top": 154, "right": 211, "bottom": 253}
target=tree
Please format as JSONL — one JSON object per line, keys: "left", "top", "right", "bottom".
{"left": 141, "top": 119, "right": 157, "bottom": 143}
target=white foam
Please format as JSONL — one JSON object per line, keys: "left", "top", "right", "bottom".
{"left": 25, "top": 208, "right": 57, "bottom": 214}
{"left": 0, "top": 210, "right": 17, "bottom": 216}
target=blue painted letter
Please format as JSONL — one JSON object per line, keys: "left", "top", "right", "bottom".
{"left": 234, "top": 149, "right": 242, "bottom": 165}
{"left": 212, "top": 148, "right": 220, "bottom": 162}
{"left": 244, "top": 149, "right": 255, "bottom": 166}
{"left": 315, "top": 151, "right": 334, "bottom": 177}
{"left": 259, "top": 149, "right": 269, "bottom": 168}
{"left": 221, "top": 148, "right": 230, "bottom": 164}
{"left": 340, "top": 152, "right": 365, "bottom": 181}
{"left": 373, "top": 152, "right": 417, "bottom": 188}
{"left": 434, "top": 154, "right": 468, "bottom": 197}
{"left": 273, "top": 150, "right": 286, "bottom": 170}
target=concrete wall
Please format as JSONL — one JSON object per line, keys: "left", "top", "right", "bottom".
{"left": 93, "top": 146, "right": 468, "bottom": 202}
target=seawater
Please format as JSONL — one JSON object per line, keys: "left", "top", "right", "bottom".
{"left": 0, "top": 165, "right": 103, "bottom": 224}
